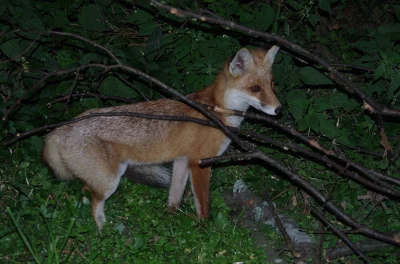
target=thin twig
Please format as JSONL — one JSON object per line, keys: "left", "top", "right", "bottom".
{"left": 114, "top": 72, "right": 150, "bottom": 101}
{"left": 311, "top": 208, "right": 371, "bottom": 263}
{"left": 46, "top": 31, "right": 122, "bottom": 65}
{"left": 0, "top": 32, "right": 42, "bottom": 66}
{"left": 65, "top": 69, "right": 80, "bottom": 106}
{"left": 263, "top": 191, "right": 301, "bottom": 258}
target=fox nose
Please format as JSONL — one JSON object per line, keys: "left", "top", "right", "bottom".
{"left": 274, "top": 106, "right": 282, "bottom": 115}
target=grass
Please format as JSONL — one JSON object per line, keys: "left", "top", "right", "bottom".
{"left": 0, "top": 151, "right": 266, "bottom": 263}
{"left": 2, "top": 133, "right": 400, "bottom": 263}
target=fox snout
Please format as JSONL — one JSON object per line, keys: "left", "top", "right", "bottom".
{"left": 275, "top": 105, "right": 282, "bottom": 115}
{"left": 262, "top": 104, "right": 282, "bottom": 115}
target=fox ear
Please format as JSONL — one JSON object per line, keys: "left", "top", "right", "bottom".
{"left": 229, "top": 48, "right": 254, "bottom": 77}
{"left": 264, "top": 45, "right": 280, "bottom": 69}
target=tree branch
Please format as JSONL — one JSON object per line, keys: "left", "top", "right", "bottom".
{"left": 311, "top": 208, "right": 371, "bottom": 263}
{"left": 150, "top": 0, "right": 400, "bottom": 117}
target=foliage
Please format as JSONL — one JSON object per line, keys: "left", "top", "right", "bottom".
{"left": 1, "top": 0, "right": 400, "bottom": 263}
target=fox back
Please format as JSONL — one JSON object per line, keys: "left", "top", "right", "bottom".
{"left": 43, "top": 46, "right": 281, "bottom": 233}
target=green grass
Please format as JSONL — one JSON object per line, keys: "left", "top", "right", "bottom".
{"left": 2, "top": 135, "right": 400, "bottom": 263}
{"left": 0, "top": 153, "right": 266, "bottom": 263}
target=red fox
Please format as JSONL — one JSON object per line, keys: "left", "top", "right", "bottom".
{"left": 42, "top": 46, "right": 281, "bottom": 233}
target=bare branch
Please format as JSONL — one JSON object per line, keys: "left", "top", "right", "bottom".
{"left": 48, "top": 92, "right": 138, "bottom": 105}
{"left": 311, "top": 208, "right": 371, "bottom": 263}
{"left": 114, "top": 72, "right": 150, "bottom": 101}
{"left": 150, "top": 0, "right": 400, "bottom": 117}
{"left": 3, "top": 111, "right": 214, "bottom": 146}
{"left": 201, "top": 151, "right": 400, "bottom": 246}
{"left": 46, "top": 31, "right": 122, "bottom": 65}
{"left": 0, "top": 32, "right": 42, "bottom": 66}
{"left": 325, "top": 232, "right": 400, "bottom": 261}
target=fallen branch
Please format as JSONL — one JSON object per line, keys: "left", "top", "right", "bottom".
{"left": 311, "top": 208, "right": 371, "bottom": 263}
{"left": 223, "top": 179, "right": 313, "bottom": 263}
{"left": 324, "top": 232, "right": 400, "bottom": 261}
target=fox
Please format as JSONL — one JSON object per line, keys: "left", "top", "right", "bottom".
{"left": 42, "top": 46, "right": 282, "bottom": 233}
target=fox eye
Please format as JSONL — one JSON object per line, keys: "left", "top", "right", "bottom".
{"left": 250, "top": 85, "right": 261, "bottom": 93}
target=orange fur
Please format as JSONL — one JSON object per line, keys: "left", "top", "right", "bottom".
{"left": 43, "top": 46, "right": 281, "bottom": 233}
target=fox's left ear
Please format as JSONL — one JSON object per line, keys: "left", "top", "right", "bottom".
{"left": 229, "top": 48, "right": 254, "bottom": 77}
{"left": 264, "top": 45, "right": 280, "bottom": 69}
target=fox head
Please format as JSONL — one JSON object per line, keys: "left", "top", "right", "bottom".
{"left": 221, "top": 46, "right": 282, "bottom": 116}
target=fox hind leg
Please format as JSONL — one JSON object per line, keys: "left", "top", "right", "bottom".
{"left": 84, "top": 169, "right": 122, "bottom": 235}
{"left": 189, "top": 165, "right": 211, "bottom": 219}
{"left": 168, "top": 156, "right": 189, "bottom": 212}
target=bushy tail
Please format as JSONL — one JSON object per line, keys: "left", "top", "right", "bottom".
{"left": 124, "top": 165, "right": 171, "bottom": 188}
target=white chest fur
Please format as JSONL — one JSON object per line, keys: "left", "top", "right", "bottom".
{"left": 224, "top": 89, "right": 249, "bottom": 128}
{"left": 226, "top": 116, "right": 244, "bottom": 127}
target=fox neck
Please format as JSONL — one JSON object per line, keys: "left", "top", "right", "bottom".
{"left": 193, "top": 76, "right": 247, "bottom": 128}
{"left": 215, "top": 70, "right": 249, "bottom": 127}
{"left": 219, "top": 86, "right": 247, "bottom": 127}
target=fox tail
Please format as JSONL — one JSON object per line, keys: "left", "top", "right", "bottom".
{"left": 124, "top": 165, "right": 171, "bottom": 188}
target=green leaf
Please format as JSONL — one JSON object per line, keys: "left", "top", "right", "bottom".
{"left": 394, "top": 5, "right": 400, "bottom": 21}
{"left": 373, "top": 63, "right": 385, "bottom": 81}
{"left": 13, "top": 121, "right": 34, "bottom": 131}
{"left": 351, "top": 40, "right": 379, "bottom": 53}
{"left": 128, "top": 10, "right": 153, "bottom": 24}
{"left": 56, "top": 49, "right": 78, "bottom": 69}
{"left": 80, "top": 98, "right": 102, "bottom": 109}
{"left": 213, "top": 212, "right": 233, "bottom": 233}
{"left": 78, "top": 4, "right": 105, "bottom": 31}
{"left": 175, "top": 36, "right": 191, "bottom": 63}
{"left": 308, "top": 15, "right": 320, "bottom": 27}
{"left": 137, "top": 20, "right": 157, "bottom": 36}
{"left": 329, "top": 93, "right": 347, "bottom": 109}
{"left": 286, "top": 0, "right": 302, "bottom": 10}
{"left": 377, "top": 23, "right": 400, "bottom": 34}
{"left": 378, "top": 50, "right": 387, "bottom": 60}
{"left": 98, "top": 76, "right": 137, "bottom": 98}
{"left": 319, "top": 118, "right": 338, "bottom": 138}
{"left": 80, "top": 53, "right": 100, "bottom": 65}
{"left": 178, "top": 214, "right": 192, "bottom": 231}
{"left": 375, "top": 32, "right": 394, "bottom": 50}
{"left": 388, "top": 74, "right": 400, "bottom": 100}
{"left": 24, "top": 16, "right": 45, "bottom": 31}
{"left": 314, "top": 95, "right": 331, "bottom": 112}
{"left": 287, "top": 90, "right": 309, "bottom": 119}
{"left": 132, "top": 234, "right": 145, "bottom": 249}
{"left": 255, "top": 4, "right": 275, "bottom": 31}
{"left": 0, "top": 39, "right": 21, "bottom": 58}
{"left": 299, "top": 67, "right": 333, "bottom": 85}
{"left": 303, "top": 112, "right": 319, "bottom": 131}
{"left": 51, "top": 10, "right": 70, "bottom": 29}
{"left": 318, "top": 0, "right": 331, "bottom": 13}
